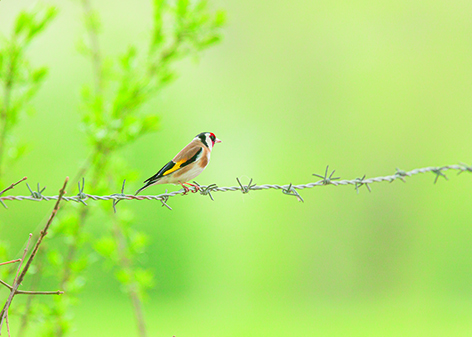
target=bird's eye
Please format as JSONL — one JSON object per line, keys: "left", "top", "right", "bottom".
{"left": 210, "top": 134, "right": 216, "bottom": 142}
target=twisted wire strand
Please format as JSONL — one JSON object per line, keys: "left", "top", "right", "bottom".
{"left": 0, "top": 164, "right": 470, "bottom": 206}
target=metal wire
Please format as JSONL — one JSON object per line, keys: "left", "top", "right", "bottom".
{"left": 0, "top": 164, "right": 470, "bottom": 210}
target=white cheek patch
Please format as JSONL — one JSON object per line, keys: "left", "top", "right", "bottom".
{"left": 206, "top": 135, "right": 213, "bottom": 150}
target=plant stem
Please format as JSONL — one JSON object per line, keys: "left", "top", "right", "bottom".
{"left": 0, "top": 47, "right": 17, "bottom": 178}
{"left": 0, "top": 260, "right": 20, "bottom": 267}
{"left": 56, "top": 0, "right": 108, "bottom": 318}
{"left": 81, "top": 0, "right": 104, "bottom": 99}
{"left": 130, "top": 288, "right": 147, "bottom": 337}
{"left": 16, "top": 248, "right": 43, "bottom": 337}
{"left": 0, "top": 234, "right": 32, "bottom": 332}
{"left": 0, "top": 177, "right": 68, "bottom": 333}
{"left": 112, "top": 217, "right": 147, "bottom": 337}
{"left": 57, "top": 151, "right": 107, "bottom": 336}
{"left": 0, "top": 177, "right": 27, "bottom": 196}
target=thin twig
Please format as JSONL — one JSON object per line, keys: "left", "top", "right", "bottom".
{"left": 0, "top": 279, "right": 62, "bottom": 295}
{"left": 0, "top": 43, "right": 18, "bottom": 177}
{"left": 0, "top": 260, "right": 21, "bottom": 267}
{"left": 81, "top": 0, "right": 104, "bottom": 98}
{"left": 112, "top": 216, "right": 147, "bottom": 337}
{"left": 17, "top": 248, "right": 43, "bottom": 337}
{"left": 130, "top": 288, "right": 147, "bottom": 337}
{"left": 0, "top": 280, "right": 12, "bottom": 290}
{"left": 0, "top": 177, "right": 27, "bottom": 208}
{"left": 0, "top": 177, "right": 68, "bottom": 335}
{"left": 61, "top": 205, "right": 89, "bottom": 288}
{"left": 0, "top": 177, "right": 27, "bottom": 196}
{"left": 53, "top": 4, "right": 107, "bottom": 333}
{"left": 15, "top": 290, "right": 63, "bottom": 295}
{"left": 17, "top": 177, "right": 69, "bottom": 285}
{"left": 0, "top": 234, "right": 32, "bottom": 333}
{"left": 5, "top": 315, "right": 9, "bottom": 337}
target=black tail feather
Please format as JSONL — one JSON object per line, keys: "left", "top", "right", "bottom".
{"left": 135, "top": 180, "right": 154, "bottom": 195}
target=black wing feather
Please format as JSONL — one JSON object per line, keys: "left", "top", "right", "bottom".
{"left": 135, "top": 161, "right": 175, "bottom": 195}
{"left": 179, "top": 147, "right": 203, "bottom": 169}
{"left": 144, "top": 161, "right": 175, "bottom": 184}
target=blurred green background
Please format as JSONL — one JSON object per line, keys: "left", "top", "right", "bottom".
{"left": 2, "top": 0, "right": 472, "bottom": 336}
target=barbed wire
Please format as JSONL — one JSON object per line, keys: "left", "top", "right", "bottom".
{"left": 0, "top": 163, "right": 471, "bottom": 211}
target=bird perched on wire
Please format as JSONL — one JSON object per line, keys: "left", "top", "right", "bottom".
{"left": 136, "top": 132, "right": 221, "bottom": 195}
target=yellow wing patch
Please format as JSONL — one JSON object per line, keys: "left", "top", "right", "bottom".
{"left": 162, "top": 146, "right": 203, "bottom": 176}
{"left": 162, "top": 160, "right": 186, "bottom": 176}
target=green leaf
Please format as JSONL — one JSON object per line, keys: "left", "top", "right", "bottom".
{"left": 14, "top": 11, "right": 30, "bottom": 37}
{"left": 94, "top": 236, "right": 117, "bottom": 259}
{"left": 15, "top": 6, "right": 58, "bottom": 43}
{"left": 214, "top": 10, "right": 226, "bottom": 27}
{"left": 49, "top": 213, "right": 79, "bottom": 237}
{"left": 120, "top": 46, "right": 137, "bottom": 71}
{"left": 130, "top": 231, "right": 149, "bottom": 254}
{"left": 177, "top": 0, "right": 190, "bottom": 18}
{"left": 151, "top": 0, "right": 166, "bottom": 48}
{"left": 68, "top": 276, "right": 86, "bottom": 293}
{"left": 27, "top": 7, "right": 58, "bottom": 41}
{"left": 84, "top": 9, "right": 101, "bottom": 34}
{"left": 75, "top": 37, "right": 90, "bottom": 56}
{"left": 115, "top": 269, "right": 131, "bottom": 285}
{"left": 199, "top": 35, "right": 221, "bottom": 48}
{"left": 6, "top": 142, "right": 28, "bottom": 162}
{"left": 47, "top": 249, "right": 63, "bottom": 267}
{"left": 71, "top": 256, "right": 89, "bottom": 274}
{"left": 141, "top": 114, "right": 160, "bottom": 133}
{"left": 31, "top": 66, "right": 48, "bottom": 83}
{"left": 135, "top": 268, "right": 154, "bottom": 290}
{"left": 0, "top": 242, "right": 9, "bottom": 259}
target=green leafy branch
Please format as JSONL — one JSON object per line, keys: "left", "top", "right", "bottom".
{"left": 0, "top": 1, "right": 224, "bottom": 336}
{"left": 44, "top": 1, "right": 224, "bottom": 336}
{"left": 0, "top": 6, "right": 57, "bottom": 178}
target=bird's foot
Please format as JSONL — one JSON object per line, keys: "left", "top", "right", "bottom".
{"left": 186, "top": 182, "right": 200, "bottom": 193}
{"left": 179, "top": 183, "right": 191, "bottom": 195}
{"left": 179, "top": 182, "right": 200, "bottom": 194}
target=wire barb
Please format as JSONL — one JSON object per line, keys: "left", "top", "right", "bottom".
{"left": 354, "top": 175, "right": 371, "bottom": 194}
{"left": 432, "top": 167, "right": 448, "bottom": 184}
{"left": 194, "top": 181, "right": 218, "bottom": 201}
{"left": 159, "top": 190, "right": 172, "bottom": 210}
{"left": 26, "top": 182, "right": 46, "bottom": 200}
{"left": 313, "top": 166, "right": 340, "bottom": 185}
{"left": 236, "top": 177, "right": 256, "bottom": 194}
{"left": 394, "top": 168, "right": 407, "bottom": 183}
{"left": 112, "top": 180, "right": 127, "bottom": 213}
{"left": 457, "top": 163, "right": 472, "bottom": 175}
{"left": 76, "top": 177, "right": 88, "bottom": 205}
{"left": 282, "top": 183, "right": 304, "bottom": 202}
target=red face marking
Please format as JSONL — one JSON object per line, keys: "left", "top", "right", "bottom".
{"left": 209, "top": 133, "right": 216, "bottom": 144}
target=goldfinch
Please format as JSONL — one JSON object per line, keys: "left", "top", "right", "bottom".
{"left": 136, "top": 132, "right": 221, "bottom": 195}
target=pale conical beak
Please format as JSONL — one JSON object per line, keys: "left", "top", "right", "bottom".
{"left": 215, "top": 138, "right": 222, "bottom": 143}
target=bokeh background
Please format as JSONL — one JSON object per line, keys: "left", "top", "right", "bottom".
{"left": 2, "top": 0, "right": 472, "bottom": 336}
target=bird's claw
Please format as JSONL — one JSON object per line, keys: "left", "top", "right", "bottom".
{"left": 180, "top": 182, "right": 200, "bottom": 195}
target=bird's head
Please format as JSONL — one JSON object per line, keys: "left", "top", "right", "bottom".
{"left": 196, "top": 132, "right": 221, "bottom": 150}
